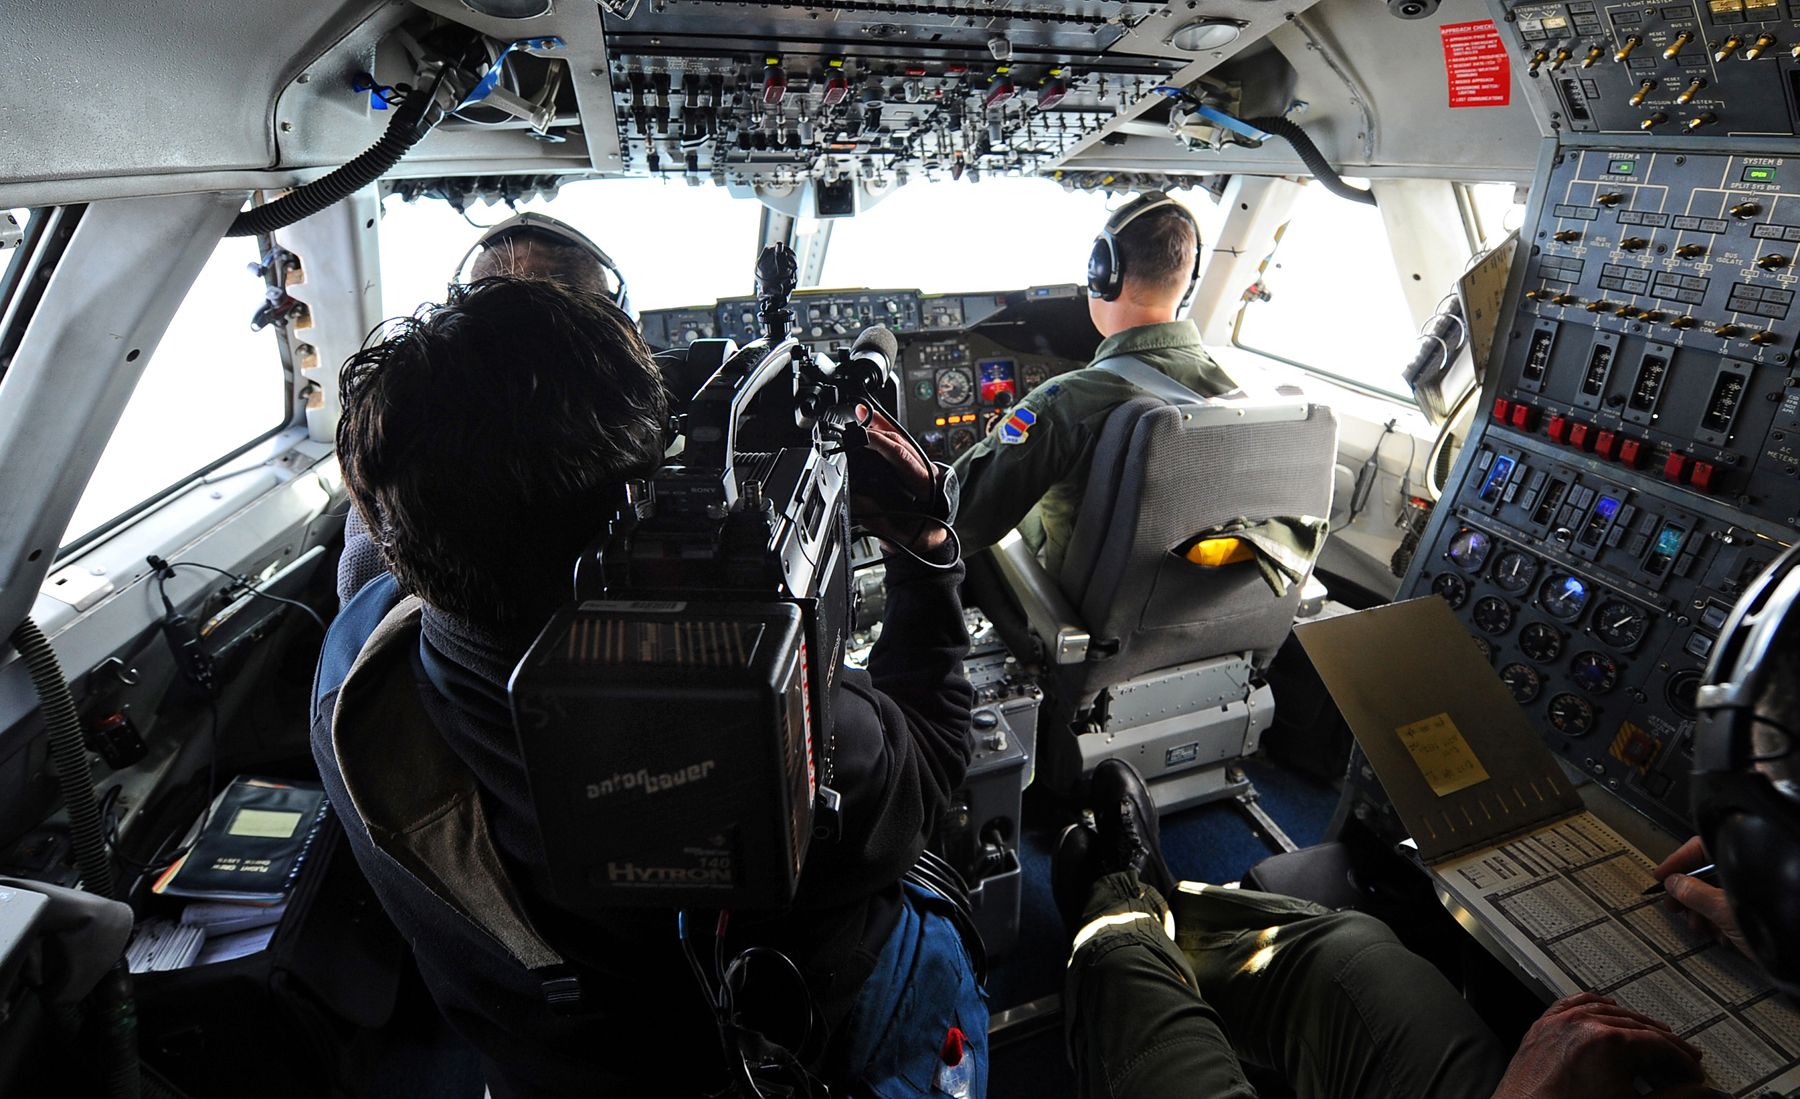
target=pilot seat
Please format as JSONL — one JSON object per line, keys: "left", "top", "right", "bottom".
{"left": 970, "top": 392, "right": 1338, "bottom": 814}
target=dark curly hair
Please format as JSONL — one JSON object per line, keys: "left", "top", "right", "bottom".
{"left": 337, "top": 277, "right": 667, "bottom": 633}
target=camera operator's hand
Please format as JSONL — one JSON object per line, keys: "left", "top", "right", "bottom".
{"left": 1653, "top": 837, "right": 1751, "bottom": 957}
{"left": 847, "top": 406, "right": 952, "bottom": 561}
{"left": 1489, "top": 994, "right": 1714, "bottom": 1099}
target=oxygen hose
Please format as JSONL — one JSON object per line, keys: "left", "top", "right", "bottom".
{"left": 226, "top": 72, "right": 445, "bottom": 238}
{"left": 9, "top": 618, "right": 140, "bottom": 1098}
{"left": 1240, "top": 115, "right": 1379, "bottom": 207}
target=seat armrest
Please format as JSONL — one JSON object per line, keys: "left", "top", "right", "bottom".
{"left": 992, "top": 530, "right": 1090, "bottom": 664}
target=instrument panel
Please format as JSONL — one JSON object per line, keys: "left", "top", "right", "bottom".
{"left": 1504, "top": 0, "right": 1800, "bottom": 137}
{"left": 1400, "top": 143, "right": 1799, "bottom": 837}
{"left": 640, "top": 283, "right": 1093, "bottom": 462}
{"left": 599, "top": 8, "right": 1180, "bottom": 192}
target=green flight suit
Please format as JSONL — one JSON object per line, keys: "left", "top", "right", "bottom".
{"left": 952, "top": 320, "right": 1240, "bottom": 577}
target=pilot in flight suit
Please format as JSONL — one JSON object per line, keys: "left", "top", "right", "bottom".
{"left": 951, "top": 193, "right": 1239, "bottom": 576}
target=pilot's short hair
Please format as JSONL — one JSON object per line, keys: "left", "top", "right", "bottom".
{"left": 1115, "top": 205, "right": 1198, "bottom": 297}
{"left": 337, "top": 277, "right": 667, "bottom": 633}
{"left": 470, "top": 227, "right": 611, "bottom": 299}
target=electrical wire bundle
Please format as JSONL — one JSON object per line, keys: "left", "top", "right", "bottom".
{"left": 677, "top": 910, "right": 827, "bottom": 1098}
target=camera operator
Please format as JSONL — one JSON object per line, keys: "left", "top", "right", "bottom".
{"left": 310, "top": 277, "right": 984, "bottom": 1097}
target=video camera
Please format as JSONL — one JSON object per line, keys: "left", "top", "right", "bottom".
{"left": 508, "top": 244, "right": 907, "bottom": 912}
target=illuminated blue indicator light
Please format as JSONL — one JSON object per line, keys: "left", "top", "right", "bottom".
{"left": 1655, "top": 526, "right": 1685, "bottom": 557}
{"left": 1480, "top": 456, "right": 1515, "bottom": 501}
{"left": 1559, "top": 576, "right": 1588, "bottom": 601}
{"left": 1594, "top": 496, "right": 1621, "bottom": 520}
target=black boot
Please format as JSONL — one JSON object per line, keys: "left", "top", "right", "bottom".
{"left": 1050, "top": 819, "right": 1101, "bottom": 938}
{"left": 1089, "top": 759, "right": 1176, "bottom": 900}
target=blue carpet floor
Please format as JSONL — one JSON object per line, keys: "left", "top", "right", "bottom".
{"left": 986, "top": 757, "right": 1342, "bottom": 1098}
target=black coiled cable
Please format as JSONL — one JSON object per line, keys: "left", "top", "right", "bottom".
{"left": 10, "top": 618, "right": 140, "bottom": 1098}
{"left": 1241, "top": 115, "right": 1378, "bottom": 208}
{"left": 226, "top": 68, "right": 446, "bottom": 238}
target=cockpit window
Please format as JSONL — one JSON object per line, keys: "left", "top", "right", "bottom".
{"left": 1229, "top": 181, "right": 1421, "bottom": 401}
{"left": 810, "top": 178, "right": 1148, "bottom": 293}
{"left": 60, "top": 235, "right": 291, "bottom": 550}
{"left": 377, "top": 178, "right": 763, "bottom": 317}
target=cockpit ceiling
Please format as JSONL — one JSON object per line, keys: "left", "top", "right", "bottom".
{"left": 0, "top": 0, "right": 1542, "bottom": 209}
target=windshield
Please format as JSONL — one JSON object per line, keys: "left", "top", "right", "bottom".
{"left": 811, "top": 178, "right": 1199, "bottom": 293}
{"left": 378, "top": 178, "right": 765, "bottom": 318}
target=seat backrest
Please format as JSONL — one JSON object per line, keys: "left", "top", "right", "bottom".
{"left": 1056, "top": 395, "right": 1338, "bottom": 692}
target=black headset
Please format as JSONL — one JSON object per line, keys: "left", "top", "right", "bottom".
{"left": 456, "top": 212, "right": 634, "bottom": 319}
{"left": 1085, "top": 191, "right": 1203, "bottom": 313}
{"left": 1692, "top": 539, "right": 1800, "bottom": 996}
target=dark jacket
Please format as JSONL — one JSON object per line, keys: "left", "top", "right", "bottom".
{"left": 951, "top": 320, "right": 1237, "bottom": 576}
{"left": 312, "top": 551, "right": 974, "bottom": 1095}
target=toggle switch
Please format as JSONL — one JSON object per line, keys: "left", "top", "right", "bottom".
{"left": 1750, "top": 330, "right": 1780, "bottom": 346}
{"left": 1663, "top": 30, "right": 1692, "bottom": 60}
{"left": 1552, "top": 293, "right": 1580, "bottom": 305}
{"left": 1745, "top": 33, "right": 1778, "bottom": 61}
{"left": 1675, "top": 244, "right": 1707, "bottom": 259}
{"left": 1732, "top": 201, "right": 1764, "bottom": 219}
{"left": 1551, "top": 47, "right": 1573, "bottom": 70}
{"left": 1686, "top": 113, "right": 1717, "bottom": 131}
{"left": 1526, "top": 288, "right": 1547, "bottom": 300}
{"left": 1586, "top": 300, "right": 1616, "bottom": 313}
{"left": 1636, "top": 309, "right": 1667, "bottom": 322}
{"left": 1620, "top": 237, "right": 1650, "bottom": 251}
{"left": 1640, "top": 112, "right": 1669, "bottom": 130}
{"left": 1714, "top": 35, "right": 1743, "bottom": 62}
{"left": 1677, "top": 77, "right": 1706, "bottom": 104}
{"left": 1714, "top": 323, "right": 1744, "bottom": 339}
{"left": 1757, "top": 253, "right": 1791, "bottom": 270}
{"left": 1630, "top": 79, "right": 1657, "bottom": 107}
{"left": 1597, "top": 191, "right": 1625, "bottom": 207}
{"left": 1672, "top": 315, "right": 1699, "bottom": 329}
{"left": 1554, "top": 229, "right": 1582, "bottom": 242}
{"left": 1529, "top": 49, "right": 1550, "bottom": 75}
{"left": 1583, "top": 44, "right": 1605, "bottom": 67}
{"left": 1615, "top": 34, "right": 1642, "bottom": 62}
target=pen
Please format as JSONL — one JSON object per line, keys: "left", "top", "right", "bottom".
{"left": 1641, "top": 862, "right": 1720, "bottom": 896}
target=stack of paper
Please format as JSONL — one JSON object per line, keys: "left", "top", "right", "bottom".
{"left": 125, "top": 919, "right": 206, "bottom": 973}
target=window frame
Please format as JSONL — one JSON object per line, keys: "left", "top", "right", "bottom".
{"left": 1226, "top": 214, "right": 1421, "bottom": 405}
{"left": 55, "top": 230, "right": 300, "bottom": 559}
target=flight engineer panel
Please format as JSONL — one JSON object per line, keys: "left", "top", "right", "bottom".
{"left": 1403, "top": 145, "right": 1800, "bottom": 838}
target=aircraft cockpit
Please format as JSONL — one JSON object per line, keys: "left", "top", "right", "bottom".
{"left": 5, "top": 0, "right": 1800, "bottom": 1095}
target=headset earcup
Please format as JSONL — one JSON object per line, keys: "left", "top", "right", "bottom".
{"left": 1087, "top": 236, "right": 1120, "bottom": 301}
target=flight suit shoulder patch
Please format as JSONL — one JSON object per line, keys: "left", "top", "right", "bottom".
{"left": 997, "top": 405, "right": 1040, "bottom": 445}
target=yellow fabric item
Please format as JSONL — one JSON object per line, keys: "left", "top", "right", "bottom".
{"left": 1184, "top": 537, "right": 1255, "bottom": 568}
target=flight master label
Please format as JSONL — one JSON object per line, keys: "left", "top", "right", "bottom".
{"left": 1440, "top": 20, "right": 1511, "bottom": 109}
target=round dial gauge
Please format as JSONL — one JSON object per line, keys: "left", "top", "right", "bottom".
{"left": 1023, "top": 365, "right": 1049, "bottom": 389}
{"left": 1520, "top": 622, "right": 1565, "bottom": 663}
{"left": 1539, "top": 572, "right": 1592, "bottom": 623}
{"left": 1491, "top": 550, "right": 1538, "bottom": 595}
{"left": 1472, "top": 596, "right": 1514, "bottom": 636}
{"left": 1547, "top": 692, "right": 1597, "bottom": 735}
{"left": 1432, "top": 573, "right": 1470, "bottom": 609}
{"left": 1592, "top": 599, "right": 1649, "bottom": 650}
{"left": 1447, "top": 528, "right": 1494, "bottom": 572}
{"left": 948, "top": 427, "right": 977, "bottom": 453}
{"left": 1499, "top": 662, "right": 1543, "bottom": 703}
{"left": 1570, "top": 650, "right": 1619, "bottom": 694}
{"left": 935, "top": 368, "right": 974, "bottom": 406}
{"left": 1470, "top": 635, "right": 1494, "bottom": 663}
